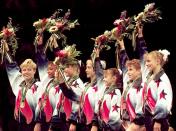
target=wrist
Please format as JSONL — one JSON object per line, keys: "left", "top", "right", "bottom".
{"left": 120, "top": 46, "right": 125, "bottom": 51}
{"left": 138, "top": 34, "right": 143, "bottom": 38}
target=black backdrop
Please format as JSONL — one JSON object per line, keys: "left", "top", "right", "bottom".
{"left": 0, "top": 0, "right": 175, "bottom": 130}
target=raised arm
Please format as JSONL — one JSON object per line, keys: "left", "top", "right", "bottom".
{"left": 94, "top": 48, "right": 104, "bottom": 80}
{"left": 136, "top": 24, "right": 148, "bottom": 61}
{"left": 5, "top": 61, "right": 23, "bottom": 96}
{"left": 36, "top": 45, "right": 48, "bottom": 79}
{"left": 36, "top": 41, "right": 60, "bottom": 80}
{"left": 118, "top": 39, "right": 129, "bottom": 74}
{"left": 55, "top": 68, "right": 81, "bottom": 102}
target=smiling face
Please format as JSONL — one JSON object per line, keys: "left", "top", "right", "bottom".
{"left": 20, "top": 59, "right": 36, "bottom": 82}
{"left": 145, "top": 54, "right": 157, "bottom": 72}
{"left": 85, "top": 60, "right": 95, "bottom": 78}
{"left": 126, "top": 59, "right": 141, "bottom": 81}
{"left": 103, "top": 68, "right": 121, "bottom": 87}
{"left": 47, "top": 62, "right": 57, "bottom": 78}
{"left": 64, "top": 64, "right": 79, "bottom": 78}
{"left": 64, "top": 65, "right": 74, "bottom": 77}
{"left": 21, "top": 66, "right": 36, "bottom": 81}
{"left": 145, "top": 52, "right": 162, "bottom": 73}
{"left": 103, "top": 70, "right": 116, "bottom": 87}
{"left": 127, "top": 65, "right": 140, "bottom": 81}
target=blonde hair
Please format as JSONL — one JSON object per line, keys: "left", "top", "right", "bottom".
{"left": 20, "top": 59, "right": 37, "bottom": 70}
{"left": 126, "top": 59, "right": 141, "bottom": 70}
{"left": 146, "top": 50, "right": 168, "bottom": 67}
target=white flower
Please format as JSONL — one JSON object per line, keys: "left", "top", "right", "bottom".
{"left": 33, "top": 21, "right": 40, "bottom": 27}
{"left": 104, "top": 30, "right": 111, "bottom": 37}
{"left": 50, "top": 19, "right": 56, "bottom": 25}
{"left": 114, "top": 19, "right": 124, "bottom": 25}
{"left": 47, "top": 18, "right": 51, "bottom": 23}
{"left": 158, "top": 49, "right": 170, "bottom": 61}
{"left": 144, "top": 3, "right": 155, "bottom": 13}
{"left": 48, "top": 26, "right": 58, "bottom": 33}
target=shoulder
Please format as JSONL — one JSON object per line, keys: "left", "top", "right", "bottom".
{"left": 34, "top": 79, "right": 41, "bottom": 88}
{"left": 115, "top": 88, "right": 121, "bottom": 95}
{"left": 159, "top": 73, "right": 172, "bottom": 88}
{"left": 76, "top": 78, "right": 84, "bottom": 85}
{"left": 160, "top": 73, "right": 170, "bottom": 82}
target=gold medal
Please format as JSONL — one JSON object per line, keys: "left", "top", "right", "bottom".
{"left": 20, "top": 101, "right": 25, "bottom": 108}
{"left": 43, "top": 101, "right": 46, "bottom": 107}
{"left": 122, "top": 102, "right": 126, "bottom": 109}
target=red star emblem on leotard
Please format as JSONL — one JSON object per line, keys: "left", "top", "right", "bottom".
{"left": 109, "top": 90, "right": 116, "bottom": 99}
{"left": 112, "top": 104, "right": 120, "bottom": 112}
{"left": 160, "top": 89, "right": 167, "bottom": 100}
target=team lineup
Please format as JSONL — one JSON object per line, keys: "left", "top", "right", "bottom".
{"left": 0, "top": 3, "right": 174, "bottom": 131}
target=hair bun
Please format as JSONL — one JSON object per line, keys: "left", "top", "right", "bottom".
{"left": 158, "top": 49, "right": 170, "bottom": 62}
{"left": 118, "top": 68, "right": 122, "bottom": 75}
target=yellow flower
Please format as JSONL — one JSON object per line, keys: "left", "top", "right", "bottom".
{"left": 69, "top": 23, "right": 75, "bottom": 29}
{"left": 111, "top": 27, "right": 118, "bottom": 37}
{"left": 134, "top": 12, "right": 144, "bottom": 21}
{"left": 33, "top": 21, "right": 41, "bottom": 27}
{"left": 8, "top": 28, "right": 14, "bottom": 33}
{"left": 104, "top": 30, "right": 111, "bottom": 37}
{"left": 0, "top": 32, "right": 4, "bottom": 38}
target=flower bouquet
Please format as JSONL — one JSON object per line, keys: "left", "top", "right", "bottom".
{"left": 95, "top": 10, "right": 135, "bottom": 46}
{"left": 134, "top": 3, "right": 162, "bottom": 24}
{"left": 54, "top": 44, "right": 81, "bottom": 87}
{"left": 111, "top": 10, "right": 135, "bottom": 41}
{"left": 33, "top": 9, "right": 61, "bottom": 52}
{"left": 90, "top": 30, "right": 112, "bottom": 64}
{"left": 131, "top": 2, "right": 162, "bottom": 50}
{"left": 33, "top": 9, "right": 79, "bottom": 53}
{"left": 54, "top": 44, "right": 81, "bottom": 68}
{"left": 0, "top": 17, "right": 18, "bottom": 64}
{"left": 46, "top": 9, "right": 79, "bottom": 53}
{"left": 92, "top": 11, "right": 134, "bottom": 68}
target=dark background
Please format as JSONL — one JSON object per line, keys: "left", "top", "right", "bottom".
{"left": 0, "top": 0, "right": 175, "bottom": 130}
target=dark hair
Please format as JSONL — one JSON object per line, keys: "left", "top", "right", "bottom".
{"left": 105, "top": 68, "right": 122, "bottom": 88}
